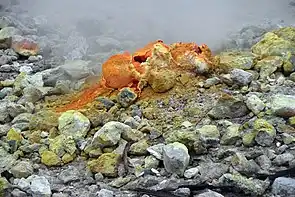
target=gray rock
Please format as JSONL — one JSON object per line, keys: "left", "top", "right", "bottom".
{"left": 52, "top": 193, "right": 69, "bottom": 197}
{"left": 217, "top": 51, "right": 255, "bottom": 70}
{"left": 256, "top": 155, "right": 272, "bottom": 170}
{"left": 163, "top": 142, "right": 190, "bottom": 176}
{"left": 27, "top": 175, "right": 51, "bottom": 197}
{"left": 196, "top": 189, "right": 224, "bottom": 197}
{"left": 0, "top": 100, "right": 10, "bottom": 123}
{"left": 198, "top": 162, "right": 229, "bottom": 181}
{"left": 230, "top": 68, "right": 254, "bottom": 86}
{"left": 0, "top": 55, "right": 10, "bottom": 65}
{"left": 7, "top": 103, "right": 28, "bottom": 118}
{"left": 272, "top": 177, "right": 295, "bottom": 197}
{"left": 11, "top": 113, "right": 33, "bottom": 131}
{"left": 123, "top": 117, "right": 140, "bottom": 129}
{"left": 11, "top": 188, "right": 27, "bottom": 197}
{"left": 0, "top": 124, "right": 10, "bottom": 136}
{"left": 0, "top": 26, "right": 22, "bottom": 40}
{"left": 231, "top": 152, "right": 260, "bottom": 176}
{"left": 255, "top": 56, "right": 283, "bottom": 80}
{"left": 147, "top": 143, "right": 165, "bottom": 160}
{"left": 92, "top": 121, "right": 130, "bottom": 148}
{"left": 58, "top": 166, "right": 80, "bottom": 184}
{"left": 270, "top": 94, "right": 295, "bottom": 117}
{"left": 60, "top": 60, "right": 93, "bottom": 80}
{"left": 204, "top": 77, "right": 220, "bottom": 88}
{"left": 221, "top": 124, "right": 241, "bottom": 145}
{"left": 273, "top": 153, "right": 295, "bottom": 166}
{"left": 208, "top": 96, "right": 249, "bottom": 119}
{"left": 184, "top": 167, "right": 199, "bottom": 179}
{"left": 10, "top": 160, "right": 33, "bottom": 178}
{"left": 96, "top": 189, "right": 114, "bottom": 197}
{"left": 173, "top": 187, "right": 190, "bottom": 197}
{"left": 19, "top": 65, "right": 33, "bottom": 74}
{"left": 246, "top": 94, "right": 265, "bottom": 115}
{"left": 58, "top": 110, "right": 91, "bottom": 140}
{"left": 117, "top": 88, "right": 138, "bottom": 108}
{"left": 217, "top": 173, "right": 269, "bottom": 196}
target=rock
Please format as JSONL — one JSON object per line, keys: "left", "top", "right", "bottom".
{"left": 0, "top": 124, "right": 10, "bottom": 137}
{"left": 49, "top": 134, "right": 77, "bottom": 158}
{"left": 11, "top": 188, "right": 27, "bottom": 197}
{"left": 163, "top": 130, "right": 198, "bottom": 151}
{"left": 198, "top": 125, "right": 220, "bottom": 147}
{"left": 217, "top": 173, "right": 269, "bottom": 196}
{"left": 273, "top": 153, "right": 294, "bottom": 166}
{"left": 58, "top": 166, "right": 80, "bottom": 184}
{"left": 184, "top": 167, "right": 199, "bottom": 179}
{"left": 129, "top": 139, "right": 149, "bottom": 156}
{"left": 254, "top": 56, "right": 284, "bottom": 79}
{"left": 246, "top": 94, "right": 265, "bottom": 115}
{"left": 9, "top": 160, "right": 33, "bottom": 178}
{"left": 256, "top": 155, "right": 272, "bottom": 170}
{"left": 146, "top": 143, "right": 165, "bottom": 160}
{"left": 0, "top": 100, "right": 10, "bottom": 123}
{"left": 208, "top": 95, "right": 249, "bottom": 119}
{"left": 123, "top": 117, "right": 140, "bottom": 129}
{"left": 251, "top": 31, "right": 295, "bottom": 57}
{"left": 144, "top": 155, "right": 159, "bottom": 169}
{"left": 254, "top": 119, "right": 276, "bottom": 146}
{"left": 198, "top": 162, "right": 229, "bottom": 181}
{"left": 0, "top": 177, "right": 9, "bottom": 197}
{"left": 221, "top": 124, "right": 241, "bottom": 145}
{"left": 270, "top": 94, "right": 295, "bottom": 117}
{"left": 11, "top": 113, "right": 33, "bottom": 131}
{"left": 230, "top": 68, "right": 253, "bottom": 86}
{"left": 148, "top": 69, "right": 177, "bottom": 93}
{"left": 41, "top": 150, "right": 61, "bottom": 166}
{"left": 121, "top": 128, "right": 144, "bottom": 142}
{"left": 29, "top": 110, "right": 59, "bottom": 131}
{"left": 272, "top": 177, "right": 295, "bottom": 197}
{"left": 196, "top": 189, "right": 224, "bottom": 197}
{"left": 231, "top": 152, "right": 260, "bottom": 175}
{"left": 27, "top": 175, "right": 52, "bottom": 197}
{"left": 58, "top": 110, "right": 90, "bottom": 140}
{"left": 96, "top": 97, "right": 115, "bottom": 110}
{"left": 163, "top": 142, "right": 190, "bottom": 176}
{"left": 7, "top": 128, "right": 23, "bottom": 145}
{"left": 59, "top": 60, "right": 93, "bottom": 80}
{"left": 96, "top": 189, "right": 114, "bottom": 197}
{"left": 0, "top": 37, "right": 11, "bottom": 49}
{"left": 12, "top": 36, "right": 39, "bottom": 56}
{"left": 204, "top": 77, "right": 220, "bottom": 88}
{"left": 117, "top": 87, "right": 138, "bottom": 108}
{"left": 0, "top": 27, "right": 21, "bottom": 40}
{"left": 92, "top": 121, "right": 131, "bottom": 148}
{"left": 0, "top": 147, "right": 18, "bottom": 174}
{"left": 87, "top": 153, "right": 120, "bottom": 177}
{"left": 216, "top": 51, "right": 255, "bottom": 70}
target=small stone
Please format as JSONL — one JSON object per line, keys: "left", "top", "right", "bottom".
{"left": 163, "top": 142, "right": 190, "bottom": 176}
{"left": 184, "top": 167, "right": 199, "bottom": 179}
{"left": 129, "top": 139, "right": 149, "bottom": 156}
{"left": 96, "top": 189, "right": 114, "bottom": 197}
{"left": 87, "top": 153, "right": 120, "bottom": 177}
{"left": 246, "top": 95, "right": 265, "bottom": 115}
{"left": 255, "top": 155, "right": 272, "bottom": 170}
{"left": 11, "top": 188, "right": 27, "bottom": 197}
{"left": 58, "top": 110, "right": 90, "bottom": 140}
{"left": 270, "top": 94, "right": 295, "bottom": 117}
{"left": 230, "top": 68, "right": 253, "bottom": 86}
{"left": 10, "top": 160, "right": 33, "bottom": 178}
{"left": 144, "top": 156, "right": 159, "bottom": 169}
{"left": 41, "top": 150, "right": 61, "bottom": 166}
{"left": 117, "top": 87, "right": 138, "bottom": 108}
{"left": 254, "top": 119, "right": 276, "bottom": 146}
{"left": 204, "top": 77, "right": 220, "bottom": 88}
{"left": 273, "top": 153, "right": 295, "bottom": 166}
{"left": 221, "top": 124, "right": 241, "bottom": 145}
{"left": 272, "top": 177, "right": 295, "bottom": 197}
{"left": 147, "top": 143, "right": 165, "bottom": 160}
{"left": 198, "top": 125, "right": 220, "bottom": 148}
{"left": 28, "top": 175, "right": 52, "bottom": 197}
{"left": 196, "top": 189, "right": 224, "bottom": 197}
{"left": 92, "top": 121, "right": 131, "bottom": 148}
{"left": 58, "top": 167, "right": 80, "bottom": 184}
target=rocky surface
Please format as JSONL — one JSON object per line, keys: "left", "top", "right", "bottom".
{"left": 2, "top": 1, "right": 295, "bottom": 197}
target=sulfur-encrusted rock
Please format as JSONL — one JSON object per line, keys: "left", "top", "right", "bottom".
{"left": 87, "top": 153, "right": 120, "bottom": 177}
{"left": 216, "top": 51, "right": 256, "bottom": 70}
{"left": 41, "top": 150, "right": 61, "bottom": 167}
{"left": 58, "top": 110, "right": 90, "bottom": 140}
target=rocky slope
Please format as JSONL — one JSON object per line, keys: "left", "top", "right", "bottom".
{"left": 2, "top": 2, "right": 295, "bottom": 197}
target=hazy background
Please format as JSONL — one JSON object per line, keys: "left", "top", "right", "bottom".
{"left": 2, "top": 0, "right": 295, "bottom": 69}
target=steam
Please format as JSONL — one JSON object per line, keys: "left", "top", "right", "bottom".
{"left": 4, "top": 0, "right": 295, "bottom": 69}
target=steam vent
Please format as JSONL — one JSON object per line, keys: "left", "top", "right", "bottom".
{"left": 1, "top": 1, "right": 295, "bottom": 197}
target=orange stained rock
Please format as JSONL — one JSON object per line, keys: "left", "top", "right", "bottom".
{"left": 132, "top": 40, "right": 169, "bottom": 63}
